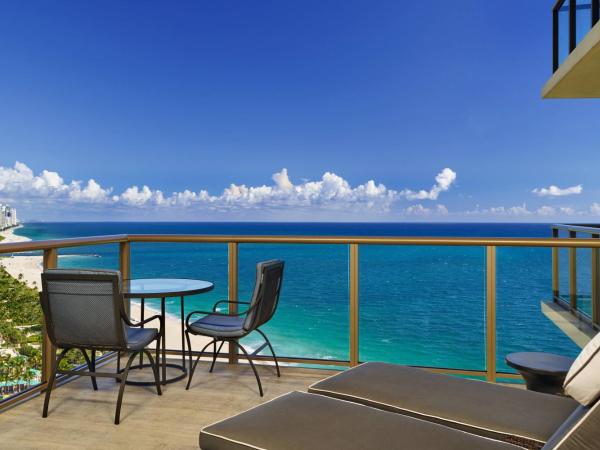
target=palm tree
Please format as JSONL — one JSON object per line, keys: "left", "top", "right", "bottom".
{"left": 23, "top": 366, "right": 36, "bottom": 387}
{"left": 10, "top": 355, "right": 26, "bottom": 392}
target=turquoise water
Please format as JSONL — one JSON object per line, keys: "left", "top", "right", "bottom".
{"left": 15, "top": 222, "right": 583, "bottom": 373}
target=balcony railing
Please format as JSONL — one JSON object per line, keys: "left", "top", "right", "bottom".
{"left": 553, "top": 0, "right": 600, "bottom": 71}
{"left": 1, "top": 232, "right": 599, "bottom": 410}
{"left": 551, "top": 223, "right": 600, "bottom": 325}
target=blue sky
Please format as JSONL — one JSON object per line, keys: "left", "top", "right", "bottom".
{"left": 0, "top": 1, "right": 598, "bottom": 221}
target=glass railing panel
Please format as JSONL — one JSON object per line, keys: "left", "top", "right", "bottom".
{"left": 57, "top": 243, "right": 119, "bottom": 271}
{"left": 558, "top": 247, "right": 570, "bottom": 300}
{"left": 359, "top": 245, "right": 485, "bottom": 371}
{"left": 558, "top": 1, "right": 571, "bottom": 66}
{"left": 577, "top": 1, "right": 593, "bottom": 45}
{"left": 130, "top": 242, "right": 228, "bottom": 352}
{"left": 0, "top": 251, "right": 43, "bottom": 401}
{"left": 576, "top": 247, "right": 592, "bottom": 317}
{"left": 496, "top": 247, "right": 581, "bottom": 375}
{"left": 238, "top": 244, "right": 349, "bottom": 362}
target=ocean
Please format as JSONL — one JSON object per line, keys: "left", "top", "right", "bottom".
{"left": 15, "top": 222, "right": 583, "bottom": 374}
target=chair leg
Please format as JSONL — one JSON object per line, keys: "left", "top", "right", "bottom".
{"left": 91, "top": 350, "right": 97, "bottom": 383}
{"left": 256, "top": 329, "right": 280, "bottom": 377}
{"left": 115, "top": 351, "right": 121, "bottom": 383}
{"left": 143, "top": 349, "right": 162, "bottom": 396}
{"left": 42, "top": 348, "right": 69, "bottom": 418}
{"left": 156, "top": 334, "right": 162, "bottom": 385}
{"left": 232, "top": 340, "right": 263, "bottom": 397}
{"left": 209, "top": 341, "right": 225, "bottom": 373}
{"left": 80, "top": 349, "right": 98, "bottom": 390}
{"left": 185, "top": 330, "right": 193, "bottom": 378}
{"left": 186, "top": 337, "right": 216, "bottom": 390}
{"left": 114, "top": 351, "right": 138, "bottom": 425}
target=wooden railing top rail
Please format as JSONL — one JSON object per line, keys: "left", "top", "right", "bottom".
{"left": 128, "top": 234, "right": 600, "bottom": 247}
{"left": 0, "top": 234, "right": 128, "bottom": 254}
{"left": 4, "top": 233, "right": 600, "bottom": 254}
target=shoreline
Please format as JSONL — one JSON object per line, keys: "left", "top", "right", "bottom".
{"left": 0, "top": 226, "right": 42, "bottom": 289}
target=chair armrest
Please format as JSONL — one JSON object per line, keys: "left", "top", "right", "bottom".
{"left": 185, "top": 306, "right": 253, "bottom": 329}
{"left": 213, "top": 300, "right": 250, "bottom": 312}
{"left": 125, "top": 314, "right": 164, "bottom": 334}
{"left": 128, "top": 314, "right": 162, "bottom": 326}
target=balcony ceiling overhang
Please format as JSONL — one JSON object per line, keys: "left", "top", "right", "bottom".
{"left": 543, "top": 22, "right": 600, "bottom": 98}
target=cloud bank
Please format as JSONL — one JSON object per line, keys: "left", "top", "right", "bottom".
{"left": 0, "top": 162, "right": 456, "bottom": 215}
{"left": 4, "top": 161, "right": 598, "bottom": 221}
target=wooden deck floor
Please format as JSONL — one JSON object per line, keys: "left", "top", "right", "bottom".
{"left": 0, "top": 357, "right": 335, "bottom": 450}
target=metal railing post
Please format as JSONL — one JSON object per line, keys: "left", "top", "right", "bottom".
{"left": 42, "top": 248, "right": 58, "bottom": 386}
{"left": 553, "top": 2, "right": 560, "bottom": 71}
{"left": 228, "top": 242, "right": 239, "bottom": 364}
{"left": 569, "top": 231, "right": 577, "bottom": 311}
{"left": 349, "top": 244, "right": 359, "bottom": 367}
{"left": 552, "top": 227, "right": 560, "bottom": 300}
{"left": 486, "top": 246, "right": 497, "bottom": 383}
{"left": 119, "top": 241, "right": 131, "bottom": 316}
{"left": 592, "top": 234, "right": 600, "bottom": 325}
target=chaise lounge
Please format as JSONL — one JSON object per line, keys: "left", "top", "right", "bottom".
{"left": 200, "top": 391, "right": 526, "bottom": 450}
{"left": 199, "top": 332, "right": 600, "bottom": 449}
{"left": 308, "top": 363, "right": 578, "bottom": 448}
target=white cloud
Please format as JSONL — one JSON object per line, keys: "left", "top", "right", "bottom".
{"left": 405, "top": 204, "right": 449, "bottom": 216}
{"left": 121, "top": 185, "right": 163, "bottom": 206}
{"left": 532, "top": 184, "right": 582, "bottom": 197}
{"left": 220, "top": 170, "right": 395, "bottom": 211}
{"left": 468, "top": 204, "right": 579, "bottom": 218}
{"left": 400, "top": 168, "right": 457, "bottom": 200}
{"left": 436, "top": 204, "right": 449, "bottom": 215}
{"left": 590, "top": 203, "right": 600, "bottom": 216}
{"left": 69, "top": 179, "right": 113, "bottom": 203}
{"left": 0, "top": 162, "right": 456, "bottom": 215}
{"left": 406, "top": 204, "right": 430, "bottom": 216}
{"left": 0, "top": 162, "right": 69, "bottom": 198}
{"left": 468, "top": 203, "right": 533, "bottom": 217}
{"left": 536, "top": 206, "right": 556, "bottom": 216}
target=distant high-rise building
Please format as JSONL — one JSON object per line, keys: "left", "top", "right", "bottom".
{"left": 0, "top": 204, "right": 18, "bottom": 230}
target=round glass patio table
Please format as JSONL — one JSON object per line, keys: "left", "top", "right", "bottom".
{"left": 122, "top": 278, "right": 214, "bottom": 386}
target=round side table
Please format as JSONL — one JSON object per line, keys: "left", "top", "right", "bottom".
{"left": 122, "top": 278, "right": 214, "bottom": 385}
{"left": 505, "top": 352, "right": 574, "bottom": 395}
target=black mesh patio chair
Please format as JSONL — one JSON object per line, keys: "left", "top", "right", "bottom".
{"left": 185, "top": 260, "right": 284, "bottom": 396}
{"left": 40, "top": 269, "right": 163, "bottom": 425}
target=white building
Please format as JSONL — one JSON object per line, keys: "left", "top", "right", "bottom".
{"left": 0, "top": 204, "right": 18, "bottom": 230}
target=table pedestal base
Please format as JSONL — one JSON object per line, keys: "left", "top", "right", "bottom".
{"left": 518, "top": 371, "right": 566, "bottom": 395}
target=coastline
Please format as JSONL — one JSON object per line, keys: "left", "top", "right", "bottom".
{"left": 0, "top": 226, "right": 42, "bottom": 289}
{"left": 0, "top": 226, "right": 213, "bottom": 353}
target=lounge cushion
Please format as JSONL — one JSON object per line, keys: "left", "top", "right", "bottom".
{"left": 199, "top": 391, "right": 522, "bottom": 450}
{"left": 563, "top": 332, "right": 600, "bottom": 406}
{"left": 189, "top": 314, "right": 246, "bottom": 338}
{"left": 308, "top": 362, "right": 578, "bottom": 447}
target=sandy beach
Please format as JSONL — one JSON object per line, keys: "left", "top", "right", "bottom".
{"left": 130, "top": 302, "right": 224, "bottom": 354}
{"left": 0, "top": 226, "right": 43, "bottom": 288}
{"left": 0, "top": 226, "right": 215, "bottom": 353}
